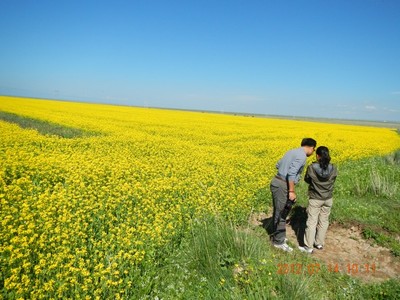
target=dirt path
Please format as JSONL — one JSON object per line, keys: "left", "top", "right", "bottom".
{"left": 250, "top": 210, "right": 400, "bottom": 282}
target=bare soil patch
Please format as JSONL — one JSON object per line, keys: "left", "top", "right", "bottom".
{"left": 249, "top": 209, "right": 400, "bottom": 282}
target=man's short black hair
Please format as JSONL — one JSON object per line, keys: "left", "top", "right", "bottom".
{"left": 301, "top": 138, "right": 317, "bottom": 147}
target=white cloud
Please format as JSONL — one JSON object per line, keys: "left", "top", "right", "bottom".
{"left": 384, "top": 107, "right": 399, "bottom": 113}
{"left": 336, "top": 104, "right": 349, "bottom": 108}
{"left": 365, "top": 105, "right": 376, "bottom": 111}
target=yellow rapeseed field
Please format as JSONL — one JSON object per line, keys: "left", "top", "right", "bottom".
{"left": 1, "top": 96, "right": 399, "bottom": 298}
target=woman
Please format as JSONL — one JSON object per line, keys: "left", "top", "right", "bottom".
{"left": 299, "top": 146, "right": 337, "bottom": 254}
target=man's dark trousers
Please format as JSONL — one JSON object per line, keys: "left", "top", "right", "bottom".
{"left": 270, "top": 176, "right": 288, "bottom": 244}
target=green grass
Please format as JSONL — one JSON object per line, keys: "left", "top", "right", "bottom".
{"left": 140, "top": 215, "right": 399, "bottom": 299}
{"left": 0, "top": 111, "right": 99, "bottom": 138}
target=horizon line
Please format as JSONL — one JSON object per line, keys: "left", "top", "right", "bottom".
{"left": 1, "top": 93, "right": 399, "bottom": 128}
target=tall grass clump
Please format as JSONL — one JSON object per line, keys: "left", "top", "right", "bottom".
{"left": 385, "top": 149, "right": 400, "bottom": 165}
{"left": 352, "top": 168, "right": 398, "bottom": 198}
{"left": 148, "top": 216, "right": 321, "bottom": 299}
{"left": 369, "top": 168, "right": 398, "bottom": 197}
{"left": 335, "top": 151, "right": 400, "bottom": 201}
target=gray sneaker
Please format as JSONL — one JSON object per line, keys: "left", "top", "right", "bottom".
{"left": 298, "top": 246, "right": 313, "bottom": 254}
{"left": 273, "top": 243, "right": 293, "bottom": 252}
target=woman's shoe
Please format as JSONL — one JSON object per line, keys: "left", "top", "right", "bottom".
{"left": 298, "top": 246, "right": 313, "bottom": 254}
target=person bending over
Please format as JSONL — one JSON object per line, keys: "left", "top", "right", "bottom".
{"left": 270, "top": 138, "right": 317, "bottom": 252}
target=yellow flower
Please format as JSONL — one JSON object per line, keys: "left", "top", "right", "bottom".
{"left": 1, "top": 95, "right": 399, "bottom": 298}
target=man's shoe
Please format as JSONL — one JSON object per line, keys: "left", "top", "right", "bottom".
{"left": 314, "top": 245, "right": 323, "bottom": 250}
{"left": 298, "top": 246, "right": 313, "bottom": 254}
{"left": 273, "top": 243, "right": 293, "bottom": 252}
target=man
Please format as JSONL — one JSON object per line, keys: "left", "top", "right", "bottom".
{"left": 270, "top": 138, "right": 317, "bottom": 252}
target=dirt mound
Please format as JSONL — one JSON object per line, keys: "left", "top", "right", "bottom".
{"left": 250, "top": 210, "right": 400, "bottom": 282}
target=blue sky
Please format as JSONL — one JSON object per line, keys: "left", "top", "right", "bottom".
{"left": 1, "top": 0, "right": 399, "bottom": 121}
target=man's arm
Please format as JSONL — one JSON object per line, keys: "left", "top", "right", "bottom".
{"left": 287, "top": 156, "right": 306, "bottom": 201}
{"left": 288, "top": 180, "right": 296, "bottom": 201}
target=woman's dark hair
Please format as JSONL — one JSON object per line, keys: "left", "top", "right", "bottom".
{"left": 316, "top": 146, "right": 331, "bottom": 170}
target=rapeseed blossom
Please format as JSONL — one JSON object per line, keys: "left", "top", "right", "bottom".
{"left": 1, "top": 96, "right": 399, "bottom": 298}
